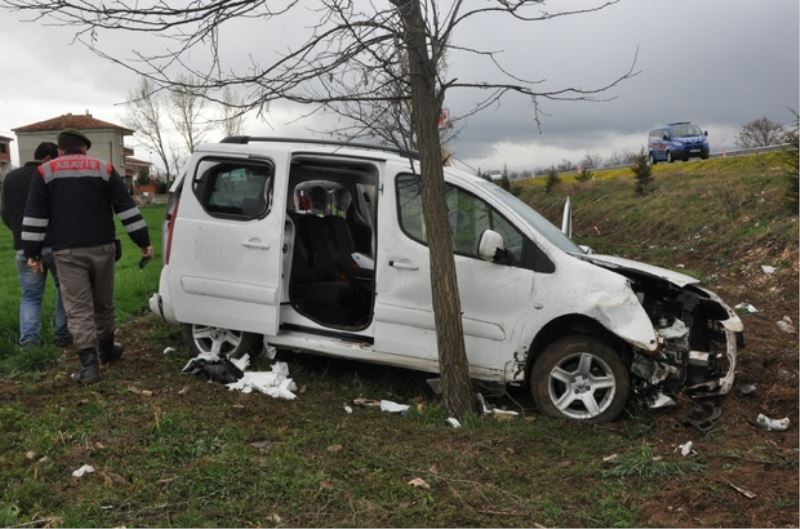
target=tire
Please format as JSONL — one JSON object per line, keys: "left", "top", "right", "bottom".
{"left": 182, "top": 323, "right": 262, "bottom": 358}
{"left": 530, "top": 336, "right": 629, "bottom": 423}
{"left": 648, "top": 152, "right": 657, "bottom": 165}
{"left": 666, "top": 151, "right": 674, "bottom": 163}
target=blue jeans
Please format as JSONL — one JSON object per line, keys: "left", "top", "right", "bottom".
{"left": 15, "top": 249, "right": 70, "bottom": 345}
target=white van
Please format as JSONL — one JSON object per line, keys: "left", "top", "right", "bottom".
{"left": 149, "top": 137, "right": 742, "bottom": 422}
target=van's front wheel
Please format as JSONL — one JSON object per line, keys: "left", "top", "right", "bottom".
{"left": 182, "top": 324, "right": 262, "bottom": 358}
{"left": 530, "top": 336, "right": 629, "bottom": 422}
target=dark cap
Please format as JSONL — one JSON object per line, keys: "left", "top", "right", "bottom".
{"left": 58, "top": 128, "right": 91, "bottom": 149}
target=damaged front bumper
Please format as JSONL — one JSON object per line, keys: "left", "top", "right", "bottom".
{"left": 629, "top": 286, "right": 742, "bottom": 409}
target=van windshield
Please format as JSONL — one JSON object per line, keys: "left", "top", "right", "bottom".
{"left": 478, "top": 181, "right": 583, "bottom": 254}
{"left": 671, "top": 124, "right": 703, "bottom": 138}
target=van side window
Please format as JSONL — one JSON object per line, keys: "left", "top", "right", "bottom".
{"left": 396, "top": 173, "right": 524, "bottom": 263}
{"left": 193, "top": 158, "right": 273, "bottom": 220}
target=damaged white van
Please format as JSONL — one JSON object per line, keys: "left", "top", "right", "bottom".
{"left": 149, "top": 137, "right": 742, "bottom": 422}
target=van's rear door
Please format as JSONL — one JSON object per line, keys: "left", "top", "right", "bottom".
{"left": 166, "top": 145, "right": 289, "bottom": 336}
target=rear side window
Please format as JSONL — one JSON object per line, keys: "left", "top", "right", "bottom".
{"left": 396, "top": 173, "right": 523, "bottom": 262}
{"left": 193, "top": 158, "right": 273, "bottom": 220}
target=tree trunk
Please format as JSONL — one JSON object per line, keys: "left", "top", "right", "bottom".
{"left": 394, "top": 0, "right": 474, "bottom": 418}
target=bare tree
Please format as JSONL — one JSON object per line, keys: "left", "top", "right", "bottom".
{"left": 219, "top": 86, "right": 246, "bottom": 138}
{"left": 122, "top": 77, "right": 174, "bottom": 182}
{"left": 169, "top": 76, "right": 210, "bottom": 153}
{"left": 2, "top": 0, "right": 637, "bottom": 418}
{"left": 737, "top": 115, "right": 787, "bottom": 148}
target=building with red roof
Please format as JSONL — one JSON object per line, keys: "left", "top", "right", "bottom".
{"left": 13, "top": 111, "right": 134, "bottom": 174}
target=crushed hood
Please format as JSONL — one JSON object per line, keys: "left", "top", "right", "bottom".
{"left": 577, "top": 254, "right": 700, "bottom": 288}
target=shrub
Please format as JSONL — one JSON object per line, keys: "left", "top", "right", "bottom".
{"left": 631, "top": 148, "right": 653, "bottom": 196}
{"left": 545, "top": 167, "right": 560, "bottom": 194}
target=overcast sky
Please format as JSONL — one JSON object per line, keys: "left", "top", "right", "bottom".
{"left": 0, "top": 0, "right": 797, "bottom": 173}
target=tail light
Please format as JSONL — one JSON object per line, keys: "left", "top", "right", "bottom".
{"left": 163, "top": 191, "right": 181, "bottom": 265}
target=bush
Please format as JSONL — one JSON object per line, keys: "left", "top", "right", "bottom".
{"left": 545, "top": 167, "right": 560, "bottom": 194}
{"left": 631, "top": 148, "right": 653, "bottom": 196}
{"left": 157, "top": 181, "right": 169, "bottom": 194}
{"left": 575, "top": 166, "right": 592, "bottom": 183}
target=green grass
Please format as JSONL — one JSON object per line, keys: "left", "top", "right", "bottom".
{"left": 0, "top": 205, "right": 164, "bottom": 374}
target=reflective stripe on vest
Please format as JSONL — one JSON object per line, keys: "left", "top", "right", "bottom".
{"left": 40, "top": 154, "right": 111, "bottom": 183}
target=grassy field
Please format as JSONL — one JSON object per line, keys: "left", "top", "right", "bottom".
{"left": 0, "top": 205, "right": 164, "bottom": 375}
{"left": 1, "top": 153, "right": 798, "bottom": 527}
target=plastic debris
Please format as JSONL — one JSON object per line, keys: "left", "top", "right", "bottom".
{"left": 446, "top": 417, "right": 461, "bottom": 428}
{"left": 756, "top": 413, "right": 790, "bottom": 432}
{"left": 734, "top": 303, "right": 759, "bottom": 314}
{"left": 25, "top": 450, "right": 36, "bottom": 461}
{"left": 226, "top": 362, "right": 297, "bottom": 400}
{"left": 426, "top": 377, "right": 442, "bottom": 395}
{"left": 344, "top": 405, "right": 353, "bottom": 414}
{"left": 676, "top": 441, "right": 694, "bottom": 457}
{"left": 263, "top": 341, "right": 278, "bottom": 360}
{"left": 182, "top": 353, "right": 243, "bottom": 384}
{"left": 602, "top": 454, "right": 619, "bottom": 463}
{"left": 728, "top": 482, "right": 757, "bottom": 499}
{"left": 777, "top": 319, "right": 796, "bottom": 334}
{"left": 230, "top": 354, "right": 250, "bottom": 372}
{"left": 379, "top": 400, "right": 410, "bottom": 414}
{"left": 476, "top": 392, "right": 520, "bottom": 417}
{"left": 407, "top": 477, "right": 430, "bottom": 489}
{"left": 648, "top": 392, "right": 677, "bottom": 409}
{"left": 735, "top": 383, "right": 757, "bottom": 397}
{"left": 72, "top": 464, "right": 95, "bottom": 478}
{"left": 162, "top": 346, "right": 176, "bottom": 355}
{"left": 761, "top": 265, "right": 775, "bottom": 275}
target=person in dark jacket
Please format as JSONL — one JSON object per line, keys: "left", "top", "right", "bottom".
{"left": 22, "top": 129, "right": 154, "bottom": 384}
{"left": 1, "top": 142, "right": 71, "bottom": 347}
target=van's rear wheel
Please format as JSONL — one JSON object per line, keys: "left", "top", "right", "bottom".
{"left": 182, "top": 324, "right": 262, "bottom": 358}
{"left": 530, "top": 336, "right": 629, "bottom": 423}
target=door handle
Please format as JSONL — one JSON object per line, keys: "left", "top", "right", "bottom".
{"left": 389, "top": 259, "right": 419, "bottom": 271}
{"left": 242, "top": 241, "right": 270, "bottom": 250}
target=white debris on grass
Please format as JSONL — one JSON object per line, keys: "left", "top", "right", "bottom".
{"left": 446, "top": 417, "right": 462, "bottom": 428}
{"left": 734, "top": 302, "right": 759, "bottom": 314}
{"left": 344, "top": 405, "right": 353, "bottom": 414}
{"left": 756, "top": 413, "right": 790, "bottom": 432}
{"left": 226, "top": 361, "right": 297, "bottom": 400}
{"left": 476, "top": 392, "right": 520, "bottom": 417}
{"left": 379, "top": 400, "right": 410, "bottom": 414}
{"left": 676, "top": 441, "right": 694, "bottom": 457}
{"left": 602, "top": 454, "right": 619, "bottom": 463}
{"left": 162, "top": 346, "right": 176, "bottom": 355}
{"left": 72, "top": 464, "right": 95, "bottom": 478}
{"left": 777, "top": 318, "right": 796, "bottom": 334}
{"left": 230, "top": 353, "right": 251, "bottom": 372}
{"left": 761, "top": 265, "right": 776, "bottom": 274}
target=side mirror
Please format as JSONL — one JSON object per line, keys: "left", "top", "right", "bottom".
{"left": 478, "top": 229, "right": 505, "bottom": 262}
{"left": 704, "top": 130, "right": 708, "bottom": 137}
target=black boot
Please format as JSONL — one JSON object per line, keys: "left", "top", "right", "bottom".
{"left": 71, "top": 348, "right": 100, "bottom": 384}
{"left": 98, "top": 335, "right": 124, "bottom": 364}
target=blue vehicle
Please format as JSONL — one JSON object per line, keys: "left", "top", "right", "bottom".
{"left": 648, "top": 122, "right": 709, "bottom": 164}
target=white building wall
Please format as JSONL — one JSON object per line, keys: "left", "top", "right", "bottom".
{"left": 17, "top": 129, "right": 128, "bottom": 172}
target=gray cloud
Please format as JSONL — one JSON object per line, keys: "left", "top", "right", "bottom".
{"left": 0, "top": 0, "right": 797, "bottom": 171}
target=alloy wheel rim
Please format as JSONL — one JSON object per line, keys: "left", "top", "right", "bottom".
{"left": 191, "top": 325, "right": 243, "bottom": 355}
{"left": 547, "top": 351, "right": 616, "bottom": 419}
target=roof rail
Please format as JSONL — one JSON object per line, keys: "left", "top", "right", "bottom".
{"left": 219, "top": 136, "right": 419, "bottom": 159}
{"left": 667, "top": 121, "right": 691, "bottom": 125}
